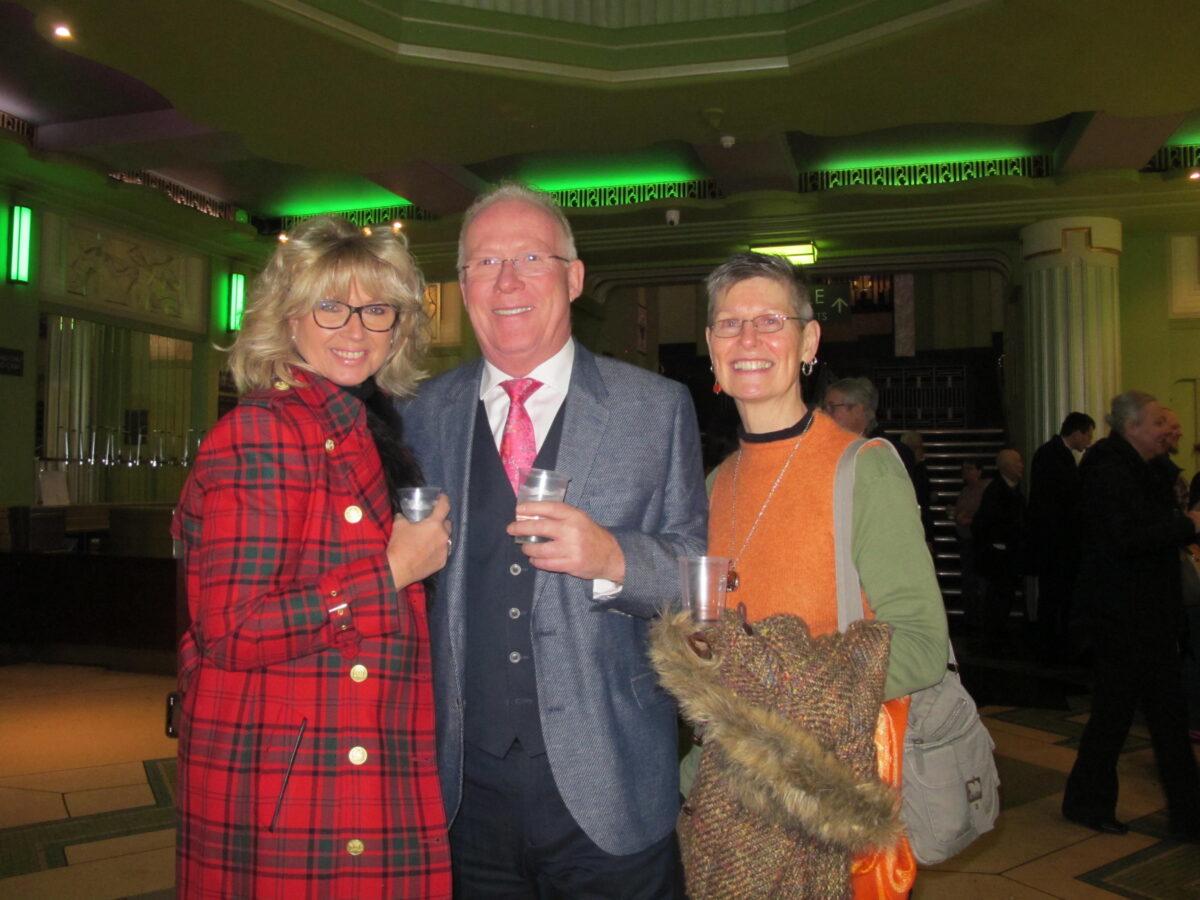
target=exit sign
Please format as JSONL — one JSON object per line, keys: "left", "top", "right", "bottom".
{"left": 811, "top": 283, "right": 852, "bottom": 323}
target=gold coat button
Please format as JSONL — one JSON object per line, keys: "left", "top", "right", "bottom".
{"left": 348, "top": 745, "right": 368, "bottom": 765}
{"left": 324, "top": 438, "right": 336, "bottom": 453}
{"left": 350, "top": 664, "right": 368, "bottom": 683}
{"left": 343, "top": 505, "right": 363, "bottom": 524}
{"left": 346, "top": 839, "right": 365, "bottom": 856}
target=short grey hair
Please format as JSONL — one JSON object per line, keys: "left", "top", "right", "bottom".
{"left": 704, "top": 252, "right": 813, "bottom": 325}
{"left": 826, "top": 377, "right": 879, "bottom": 432}
{"left": 1107, "top": 389, "right": 1157, "bottom": 435}
{"left": 457, "top": 183, "right": 578, "bottom": 269}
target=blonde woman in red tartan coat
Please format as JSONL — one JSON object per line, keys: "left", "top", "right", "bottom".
{"left": 173, "top": 217, "right": 452, "bottom": 898}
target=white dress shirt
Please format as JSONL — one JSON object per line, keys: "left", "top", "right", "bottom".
{"left": 478, "top": 339, "right": 620, "bottom": 595}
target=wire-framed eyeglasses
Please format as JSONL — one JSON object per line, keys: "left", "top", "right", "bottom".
{"left": 709, "top": 314, "right": 808, "bottom": 338}
{"left": 311, "top": 299, "right": 398, "bottom": 332}
{"left": 459, "top": 253, "right": 572, "bottom": 282}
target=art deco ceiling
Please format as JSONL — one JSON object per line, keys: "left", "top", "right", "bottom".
{"left": 3, "top": 0, "right": 1200, "bottom": 274}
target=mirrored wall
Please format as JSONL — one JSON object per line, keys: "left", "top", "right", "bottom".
{"left": 38, "top": 314, "right": 196, "bottom": 504}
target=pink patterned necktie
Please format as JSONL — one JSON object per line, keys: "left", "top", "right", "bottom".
{"left": 499, "top": 378, "right": 543, "bottom": 494}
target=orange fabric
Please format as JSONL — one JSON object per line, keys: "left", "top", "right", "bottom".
{"left": 851, "top": 697, "right": 916, "bottom": 898}
{"left": 709, "top": 412, "right": 916, "bottom": 895}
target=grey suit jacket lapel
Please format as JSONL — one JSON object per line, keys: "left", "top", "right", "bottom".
{"left": 439, "top": 359, "right": 484, "bottom": 686}
{"left": 531, "top": 343, "right": 610, "bottom": 612}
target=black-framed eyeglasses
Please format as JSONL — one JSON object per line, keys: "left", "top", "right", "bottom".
{"left": 311, "top": 299, "right": 398, "bottom": 332}
{"left": 709, "top": 314, "right": 808, "bottom": 338}
{"left": 824, "top": 401, "right": 859, "bottom": 412}
{"left": 459, "top": 253, "right": 572, "bottom": 282}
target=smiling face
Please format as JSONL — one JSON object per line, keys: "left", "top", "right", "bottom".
{"left": 705, "top": 276, "right": 819, "bottom": 432}
{"left": 459, "top": 198, "right": 584, "bottom": 377}
{"left": 290, "top": 280, "right": 394, "bottom": 387}
{"left": 1125, "top": 399, "right": 1167, "bottom": 460}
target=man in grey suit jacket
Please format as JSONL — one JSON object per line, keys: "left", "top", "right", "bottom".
{"left": 403, "top": 184, "right": 707, "bottom": 897}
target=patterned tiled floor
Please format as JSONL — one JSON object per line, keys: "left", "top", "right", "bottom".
{"left": 0, "top": 657, "right": 1197, "bottom": 898}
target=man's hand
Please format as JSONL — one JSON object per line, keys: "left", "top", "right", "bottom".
{"left": 508, "top": 501, "right": 626, "bottom": 583}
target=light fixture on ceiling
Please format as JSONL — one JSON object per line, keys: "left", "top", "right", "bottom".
{"left": 751, "top": 242, "right": 819, "bottom": 266}
{"left": 52, "top": 23, "right": 73, "bottom": 39}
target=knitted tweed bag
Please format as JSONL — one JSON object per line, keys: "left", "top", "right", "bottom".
{"left": 650, "top": 609, "right": 902, "bottom": 899}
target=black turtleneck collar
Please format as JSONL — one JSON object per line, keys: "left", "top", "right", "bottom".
{"left": 738, "top": 408, "right": 815, "bottom": 444}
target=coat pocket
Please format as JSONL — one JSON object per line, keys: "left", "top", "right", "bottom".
{"left": 256, "top": 710, "right": 308, "bottom": 832}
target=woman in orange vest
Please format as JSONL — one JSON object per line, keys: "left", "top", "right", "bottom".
{"left": 703, "top": 252, "right": 949, "bottom": 897}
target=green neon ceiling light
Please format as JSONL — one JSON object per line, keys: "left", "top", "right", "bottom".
{"left": 516, "top": 147, "right": 705, "bottom": 192}
{"left": 820, "top": 147, "right": 1033, "bottom": 170}
{"left": 228, "top": 273, "right": 246, "bottom": 332}
{"left": 273, "top": 188, "right": 412, "bottom": 218}
{"left": 8, "top": 205, "right": 31, "bottom": 283}
{"left": 530, "top": 166, "right": 705, "bottom": 191}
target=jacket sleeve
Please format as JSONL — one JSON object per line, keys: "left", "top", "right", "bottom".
{"left": 187, "top": 404, "right": 404, "bottom": 670}
{"left": 852, "top": 445, "right": 949, "bottom": 699}
{"left": 601, "top": 383, "right": 709, "bottom": 619}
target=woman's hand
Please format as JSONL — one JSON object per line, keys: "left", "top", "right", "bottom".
{"left": 386, "top": 493, "right": 452, "bottom": 588}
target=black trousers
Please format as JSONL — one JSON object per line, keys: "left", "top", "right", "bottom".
{"left": 1063, "top": 629, "right": 1200, "bottom": 829}
{"left": 450, "top": 741, "right": 684, "bottom": 899}
{"left": 1036, "top": 570, "right": 1075, "bottom": 659}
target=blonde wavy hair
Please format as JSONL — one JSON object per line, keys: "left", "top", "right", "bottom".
{"left": 228, "top": 216, "right": 429, "bottom": 397}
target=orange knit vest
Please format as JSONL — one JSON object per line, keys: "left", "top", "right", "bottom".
{"left": 709, "top": 411, "right": 916, "bottom": 898}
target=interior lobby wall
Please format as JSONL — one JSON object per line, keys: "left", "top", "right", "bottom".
{"left": 1120, "top": 231, "right": 1200, "bottom": 481}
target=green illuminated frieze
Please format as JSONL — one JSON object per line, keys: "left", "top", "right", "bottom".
{"left": 279, "top": 204, "right": 435, "bottom": 232}
{"left": 1144, "top": 144, "right": 1200, "bottom": 172}
{"left": 549, "top": 180, "right": 721, "bottom": 209}
{"left": 800, "top": 156, "right": 1053, "bottom": 192}
{"left": 108, "top": 171, "right": 239, "bottom": 222}
{"left": 0, "top": 110, "right": 33, "bottom": 142}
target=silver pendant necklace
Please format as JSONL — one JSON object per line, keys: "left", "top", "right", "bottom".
{"left": 726, "top": 415, "right": 812, "bottom": 592}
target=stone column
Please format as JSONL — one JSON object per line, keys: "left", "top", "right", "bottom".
{"left": 1020, "top": 217, "right": 1122, "bottom": 449}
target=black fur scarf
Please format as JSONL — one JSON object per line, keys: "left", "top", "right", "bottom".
{"left": 342, "top": 379, "right": 434, "bottom": 598}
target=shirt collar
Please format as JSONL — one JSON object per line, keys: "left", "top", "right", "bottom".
{"left": 479, "top": 338, "right": 575, "bottom": 399}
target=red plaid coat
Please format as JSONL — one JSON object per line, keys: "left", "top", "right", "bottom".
{"left": 173, "top": 374, "right": 450, "bottom": 899}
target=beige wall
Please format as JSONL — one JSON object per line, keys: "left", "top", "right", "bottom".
{"left": 1120, "top": 231, "right": 1200, "bottom": 483}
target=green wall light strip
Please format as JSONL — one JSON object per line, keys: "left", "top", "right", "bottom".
{"left": 229, "top": 273, "right": 246, "bottom": 332}
{"left": 799, "top": 155, "right": 1053, "bottom": 192}
{"left": 8, "top": 205, "right": 32, "bottom": 283}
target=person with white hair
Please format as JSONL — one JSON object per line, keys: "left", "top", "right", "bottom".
{"left": 1062, "top": 390, "right": 1200, "bottom": 839}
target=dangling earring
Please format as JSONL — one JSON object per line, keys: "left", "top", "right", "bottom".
{"left": 709, "top": 363, "right": 722, "bottom": 394}
{"left": 801, "top": 358, "right": 816, "bottom": 377}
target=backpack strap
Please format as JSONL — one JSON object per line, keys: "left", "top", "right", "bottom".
{"left": 832, "top": 436, "right": 959, "bottom": 668}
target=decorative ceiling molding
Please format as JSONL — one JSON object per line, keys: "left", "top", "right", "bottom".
{"left": 254, "top": 0, "right": 991, "bottom": 84}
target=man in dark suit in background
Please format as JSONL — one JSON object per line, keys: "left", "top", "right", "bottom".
{"left": 1028, "top": 412, "right": 1094, "bottom": 661}
{"left": 1062, "top": 391, "right": 1200, "bottom": 838}
{"left": 972, "top": 448, "right": 1026, "bottom": 650}
{"left": 404, "top": 184, "right": 707, "bottom": 897}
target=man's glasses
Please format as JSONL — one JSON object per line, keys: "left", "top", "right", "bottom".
{"left": 311, "top": 299, "right": 398, "bottom": 332}
{"left": 709, "top": 314, "right": 807, "bottom": 339}
{"left": 459, "top": 253, "right": 572, "bottom": 282}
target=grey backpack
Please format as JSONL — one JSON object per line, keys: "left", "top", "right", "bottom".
{"left": 833, "top": 438, "right": 1000, "bottom": 865}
